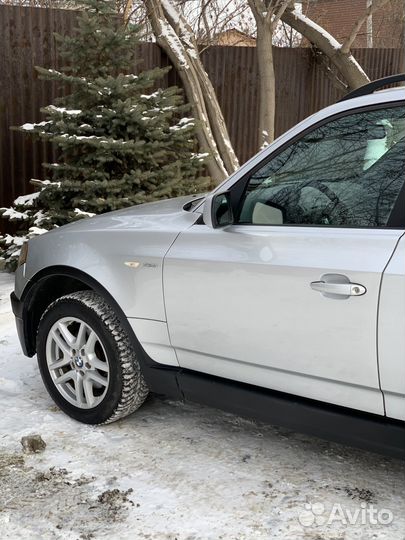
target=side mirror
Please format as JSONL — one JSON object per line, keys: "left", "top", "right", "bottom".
{"left": 203, "top": 191, "right": 234, "bottom": 228}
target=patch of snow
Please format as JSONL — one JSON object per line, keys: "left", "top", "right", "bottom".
{"left": 74, "top": 208, "right": 96, "bottom": 218}
{"left": 290, "top": 8, "right": 341, "bottom": 50}
{"left": 191, "top": 152, "right": 209, "bottom": 162}
{"left": 21, "top": 121, "right": 51, "bottom": 131}
{"left": 223, "top": 136, "right": 237, "bottom": 156}
{"left": 47, "top": 105, "right": 82, "bottom": 116}
{"left": 345, "top": 54, "right": 369, "bottom": 78}
{"left": 161, "top": 0, "right": 194, "bottom": 49}
{"left": 140, "top": 92, "right": 160, "bottom": 100}
{"left": 170, "top": 124, "right": 191, "bottom": 132}
{"left": 3, "top": 234, "right": 26, "bottom": 247}
{"left": 1, "top": 208, "right": 30, "bottom": 221}
{"left": 288, "top": 15, "right": 366, "bottom": 78}
{"left": 46, "top": 68, "right": 62, "bottom": 76}
{"left": 261, "top": 130, "right": 270, "bottom": 149}
{"left": 28, "top": 226, "right": 48, "bottom": 236}
{"left": 158, "top": 17, "right": 189, "bottom": 69}
{"left": 62, "top": 134, "right": 101, "bottom": 141}
{"left": 35, "top": 179, "right": 61, "bottom": 189}
{"left": 178, "top": 117, "right": 194, "bottom": 125}
{"left": 187, "top": 47, "right": 198, "bottom": 59}
{"left": 161, "top": 0, "right": 181, "bottom": 25}
{"left": 170, "top": 117, "right": 195, "bottom": 132}
{"left": 33, "top": 211, "right": 47, "bottom": 227}
{"left": 14, "top": 192, "right": 40, "bottom": 207}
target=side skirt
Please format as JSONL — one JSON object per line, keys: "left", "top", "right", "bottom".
{"left": 177, "top": 370, "right": 405, "bottom": 460}
{"left": 141, "top": 358, "right": 405, "bottom": 460}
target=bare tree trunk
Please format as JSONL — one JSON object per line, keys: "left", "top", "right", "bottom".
{"left": 200, "top": 0, "right": 212, "bottom": 41}
{"left": 246, "top": 1, "right": 292, "bottom": 146}
{"left": 256, "top": 18, "right": 276, "bottom": 146}
{"left": 144, "top": 0, "right": 239, "bottom": 183}
{"left": 281, "top": 8, "right": 371, "bottom": 90}
{"left": 162, "top": 0, "right": 240, "bottom": 175}
{"left": 123, "top": 0, "right": 133, "bottom": 23}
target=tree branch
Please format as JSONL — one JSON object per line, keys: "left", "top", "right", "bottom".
{"left": 247, "top": 0, "right": 267, "bottom": 22}
{"left": 341, "top": 0, "right": 390, "bottom": 53}
{"left": 144, "top": 0, "right": 239, "bottom": 181}
{"left": 268, "top": 0, "right": 294, "bottom": 27}
{"left": 123, "top": 0, "right": 133, "bottom": 23}
{"left": 281, "top": 7, "right": 370, "bottom": 89}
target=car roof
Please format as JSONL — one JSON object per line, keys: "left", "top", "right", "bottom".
{"left": 336, "top": 85, "right": 405, "bottom": 109}
{"left": 374, "top": 86, "right": 405, "bottom": 96}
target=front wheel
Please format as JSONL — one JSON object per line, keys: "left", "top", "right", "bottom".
{"left": 37, "top": 291, "right": 149, "bottom": 424}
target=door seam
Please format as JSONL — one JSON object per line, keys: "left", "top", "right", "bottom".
{"left": 376, "top": 231, "right": 405, "bottom": 415}
{"left": 161, "top": 218, "right": 200, "bottom": 366}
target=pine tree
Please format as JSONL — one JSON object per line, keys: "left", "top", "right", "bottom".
{"left": 1, "top": 0, "right": 210, "bottom": 269}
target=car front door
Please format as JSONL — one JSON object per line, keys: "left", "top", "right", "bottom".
{"left": 164, "top": 104, "right": 405, "bottom": 415}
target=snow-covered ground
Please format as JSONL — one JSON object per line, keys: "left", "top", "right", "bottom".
{"left": 0, "top": 271, "right": 404, "bottom": 540}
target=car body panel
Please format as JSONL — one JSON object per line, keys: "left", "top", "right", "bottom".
{"left": 128, "top": 318, "right": 179, "bottom": 366}
{"left": 378, "top": 233, "right": 405, "bottom": 420}
{"left": 20, "top": 196, "right": 200, "bottom": 321}
{"left": 164, "top": 224, "right": 403, "bottom": 415}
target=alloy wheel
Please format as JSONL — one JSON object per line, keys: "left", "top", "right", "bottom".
{"left": 45, "top": 316, "right": 110, "bottom": 409}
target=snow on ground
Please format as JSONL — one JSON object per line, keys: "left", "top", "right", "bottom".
{"left": 0, "top": 271, "right": 404, "bottom": 540}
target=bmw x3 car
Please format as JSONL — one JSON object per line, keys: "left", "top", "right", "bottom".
{"left": 11, "top": 76, "right": 405, "bottom": 458}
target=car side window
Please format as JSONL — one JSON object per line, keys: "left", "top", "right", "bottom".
{"left": 238, "top": 106, "right": 405, "bottom": 228}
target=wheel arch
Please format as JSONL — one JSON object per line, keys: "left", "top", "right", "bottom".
{"left": 21, "top": 265, "right": 183, "bottom": 400}
{"left": 22, "top": 266, "right": 130, "bottom": 357}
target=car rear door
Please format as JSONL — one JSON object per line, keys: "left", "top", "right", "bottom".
{"left": 164, "top": 103, "right": 405, "bottom": 415}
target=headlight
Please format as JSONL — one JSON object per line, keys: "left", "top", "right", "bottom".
{"left": 17, "top": 242, "right": 29, "bottom": 267}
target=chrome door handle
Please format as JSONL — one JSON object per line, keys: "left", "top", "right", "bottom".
{"left": 310, "top": 274, "right": 366, "bottom": 299}
{"left": 310, "top": 281, "right": 366, "bottom": 296}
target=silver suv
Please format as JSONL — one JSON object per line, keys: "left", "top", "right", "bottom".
{"left": 11, "top": 76, "right": 405, "bottom": 458}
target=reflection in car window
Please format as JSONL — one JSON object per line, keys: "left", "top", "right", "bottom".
{"left": 238, "top": 106, "right": 405, "bottom": 228}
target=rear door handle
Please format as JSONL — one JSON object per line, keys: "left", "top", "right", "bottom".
{"left": 310, "top": 274, "right": 366, "bottom": 299}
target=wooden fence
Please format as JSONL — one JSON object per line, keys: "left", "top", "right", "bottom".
{"left": 0, "top": 4, "right": 404, "bottom": 233}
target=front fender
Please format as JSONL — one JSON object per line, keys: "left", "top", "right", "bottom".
{"left": 23, "top": 227, "right": 182, "bottom": 321}
{"left": 20, "top": 195, "right": 201, "bottom": 320}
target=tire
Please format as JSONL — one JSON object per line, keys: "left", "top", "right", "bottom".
{"left": 36, "top": 291, "right": 149, "bottom": 424}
